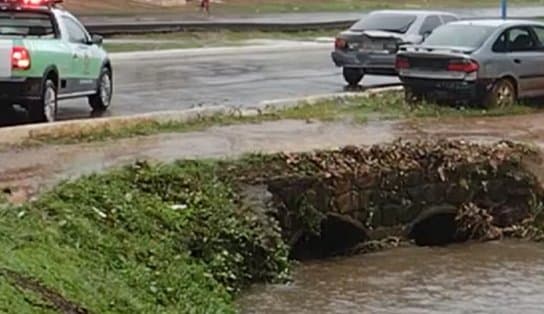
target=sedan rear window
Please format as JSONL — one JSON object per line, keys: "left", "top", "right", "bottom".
{"left": 424, "top": 24, "right": 495, "bottom": 48}
{"left": 350, "top": 13, "right": 417, "bottom": 33}
{"left": 0, "top": 11, "right": 56, "bottom": 38}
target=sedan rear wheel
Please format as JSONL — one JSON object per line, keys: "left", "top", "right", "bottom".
{"left": 404, "top": 87, "right": 423, "bottom": 105}
{"left": 343, "top": 67, "right": 364, "bottom": 86}
{"left": 483, "top": 79, "right": 516, "bottom": 109}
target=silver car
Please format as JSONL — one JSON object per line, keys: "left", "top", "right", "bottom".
{"left": 332, "top": 10, "right": 458, "bottom": 86}
{"left": 397, "top": 19, "right": 544, "bottom": 107}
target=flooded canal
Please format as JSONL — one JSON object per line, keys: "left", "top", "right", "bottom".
{"left": 238, "top": 240, "right": 544, "bottom": 314}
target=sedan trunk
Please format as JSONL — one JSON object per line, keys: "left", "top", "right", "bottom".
{"left": 397, "top": 45, "right": 479, "bottom": 76}
{"left": 338, "top": 30, "right": 404, "bottom": 54}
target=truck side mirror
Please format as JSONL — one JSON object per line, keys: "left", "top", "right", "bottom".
{"left": 90, "top": 34, "right": 103, "bottom": 46}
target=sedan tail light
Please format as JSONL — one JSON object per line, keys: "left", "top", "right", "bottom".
{"left": 447, "top": 59, "right": 479, "bottom": 73}
{"left": 11, "top": 46, "right": 30, "bottom": 70}
{"left": 395, "top": 56, "right": 410, "bottom": 70}
{"left": 335, "top": 38, "right": 347, "bottom": 49}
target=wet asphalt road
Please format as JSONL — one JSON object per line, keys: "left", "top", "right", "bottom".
{"left": 51, "top": 43, "right": 397, "bottom": 121}
{"left": 7, "top": 4, "right": 544, "bottom": 124}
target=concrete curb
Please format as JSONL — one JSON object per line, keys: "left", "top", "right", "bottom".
{"left": 0, "top": 86, "right": 402, "bottom": 146}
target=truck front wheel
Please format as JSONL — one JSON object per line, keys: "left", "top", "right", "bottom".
{"left": 28, "top": 79, "right": 57, "bottom": 123}
{"left": 89, "top": 67, "right": 113, "bottom": 111}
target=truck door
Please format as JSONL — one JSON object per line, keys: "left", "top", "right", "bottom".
{"left": 61, "top": 15, "right": 95, "bottom": 94}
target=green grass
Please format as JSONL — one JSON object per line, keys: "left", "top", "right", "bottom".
{"left": 0, "top": 161, "right": 290, "bottom": 313}
{"left": 21, "top": 91, "right": 541, "bottom": 146}
{"left": 104, "top": 30, "right": 339, "bottom": 52}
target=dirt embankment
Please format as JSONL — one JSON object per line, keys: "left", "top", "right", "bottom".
{"left": 3, "top": 112, "right": 544, "bottom": 203}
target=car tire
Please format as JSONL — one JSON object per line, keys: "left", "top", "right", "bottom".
{"left": 482, "top": 79, "right": 516, "bottom": 109}
{"left": 343, "top": 67, "right": 363, "bottom": 86}
{"left": 404, "top": 87, "right": 423, "bottom": 104}
{"left": 89, "top": 67, "right": 113, "bottom": 111}
{"left": 28, "top": 79, "right": 57, "bottom": 123}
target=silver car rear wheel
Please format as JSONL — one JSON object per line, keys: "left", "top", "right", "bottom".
{"left": 483, "top": 79, "right": 516, "bottom": 109}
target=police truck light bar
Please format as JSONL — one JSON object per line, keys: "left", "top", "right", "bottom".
{"left": 0, "top": 0, "right": 63, "bottom": 7}
{"left": 23, "top": 0, "right": 63, "bottom": 5}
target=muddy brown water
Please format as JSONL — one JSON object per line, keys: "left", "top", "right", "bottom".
{"left": 238, "top": 240, "right": 544, "bottom": 314}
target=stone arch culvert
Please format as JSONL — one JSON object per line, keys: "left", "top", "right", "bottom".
{"left": 234, "top": 140, "right": 544, "bottom": 260}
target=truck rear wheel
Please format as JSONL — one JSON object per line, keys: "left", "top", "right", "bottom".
{"left": 343, "top": 67, "right": 364, "bottom": 86}
{"left": 89, "top": 67, "right": 113, "bottom": 111}
{"left": 28, "top": 80, "right": 57, "bottom": 123}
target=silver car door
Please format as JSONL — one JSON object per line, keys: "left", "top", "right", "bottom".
{"left": 506, "top": 26, "right": 541, "bottom": 97}
{"left": 528, "top": 25, "right": 544, "bottom": 96}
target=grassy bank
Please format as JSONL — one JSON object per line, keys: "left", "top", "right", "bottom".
{"left": 67, "top": 0, "right": 544, "bottom": 16}
{"left": 24, "top": 91, "right": 541, "bottom": 146}
{"left": 104, "top": 30, "right": 337, "bottom": 52}
{"left": 0, "top": 160, "right": 290, "bottom": 313}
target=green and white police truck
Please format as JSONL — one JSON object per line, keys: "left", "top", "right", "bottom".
{"left": 0, "top": 0, "right": 112, "bottom": 122}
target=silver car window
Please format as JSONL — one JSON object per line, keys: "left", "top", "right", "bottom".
{"left": 492, "top": 33, "right": 508, "bottom": 52}
{"left": 531, "top": 26, "right": 544, "bottom": 48}
{"left": 420, "top": 15, "right": 441, "bottom": 35}
{"left": 507, "top": 27, "right": 537, "bottom": 52}
{"left": 350, "top": 13, "right": 416, "bottom": 33}
{"left": 424, "top": 24, "right": 495, "bottom": 48}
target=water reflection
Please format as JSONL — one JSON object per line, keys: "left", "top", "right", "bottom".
{"left": 238, "top": 240, "right": 544, "bottom": 314}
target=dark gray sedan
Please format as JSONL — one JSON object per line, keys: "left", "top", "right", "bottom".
{"left": 332, "top": 10, "right": 458, "bottom": 86}
{"left": 397, "top": 19, "right": 544, "bottom": 107}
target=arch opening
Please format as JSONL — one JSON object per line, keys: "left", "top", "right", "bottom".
{"left": 409, "top": 212, "right": 467, "bottom": 246}
{"left": 291, "top": 214, "right": 368, "bottom": 260}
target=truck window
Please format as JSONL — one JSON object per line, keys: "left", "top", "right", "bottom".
{"left": 62, "top": 16, "right": 88, "bottom": 44}
{"left": 0, "top": 11, "right": 55, "bottom": 38}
